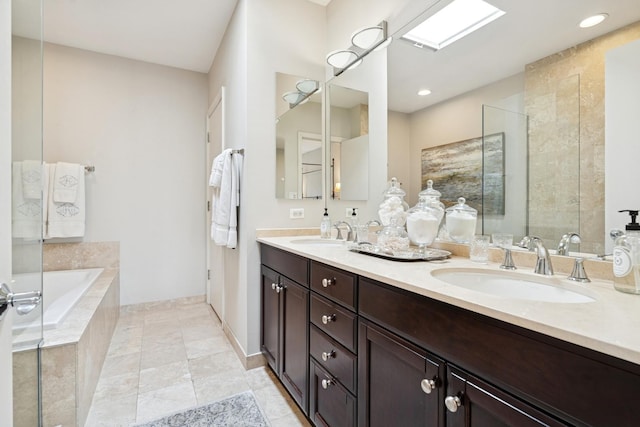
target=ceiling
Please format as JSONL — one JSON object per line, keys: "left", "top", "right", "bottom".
{"left": 386, "top": 0, "right": 640, "bottom": 113}
{"left": 11, "top": 0, "right": 640, "bottom": 107}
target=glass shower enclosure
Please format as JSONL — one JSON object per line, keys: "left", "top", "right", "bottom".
{"left": 11, "top": 0, "right": 44, "bottom": 425}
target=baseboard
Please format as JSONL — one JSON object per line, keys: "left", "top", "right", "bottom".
{"left": 221, "top": 322, "right": 266, "bottom": 370}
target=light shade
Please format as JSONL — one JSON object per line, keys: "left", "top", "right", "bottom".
{"left": 579, "top": 13, "right": 608, "bottom": 28}
{"left": 402, "top": 0, "right": 505, "bottom": 50}
{"left": 351, "top": 25, "right": 385, "bottom": 49}
{"left": 326, "top": 49, "right": 360, "bottom": 69}
{"left": 296, "top": 79, "right": 319, "bottom": 94}
{"left": 282, "top": 91, "right": 306, "bottom": 105}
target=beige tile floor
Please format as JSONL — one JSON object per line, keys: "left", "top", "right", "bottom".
{"left": 85, "top": 302, "right": 311, "bottom": 427}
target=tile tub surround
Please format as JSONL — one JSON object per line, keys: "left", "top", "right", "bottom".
{"left": 13, "top": 241, "right": 121, "bottom": 427}
{"left": 257, "top": 235, "right": 640, "bottom": 366}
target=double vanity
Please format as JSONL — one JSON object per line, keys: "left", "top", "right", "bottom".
{"left": 258, "top": 235, "right": 640, "bottom": 427}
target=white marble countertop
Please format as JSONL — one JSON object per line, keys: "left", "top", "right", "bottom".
{"left": 257, "top": 235, "right": 640, "bottom": 365}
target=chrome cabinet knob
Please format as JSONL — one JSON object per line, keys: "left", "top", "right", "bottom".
{"left": 271, "top": 283, "right": 283, "bottom": 293}
{"left": 321, "top": 350, "right": 335, "bottom": 361}
{"left": 445, "top": 395, "right": 462, "bottom": 413}
{"left": 420, "top": 378, "right": 437, "bottom": 394}
{"left": 271, "top": 282, "right": 277, "bottom": 290}
{"left": 321, "top": 314, "right": 335, "bottom": 324}
{"left": 322, "top": 278, "right": 335, "bottom": 288}
{"left": 321, "top": 378, "right": 334, "bottom": 389}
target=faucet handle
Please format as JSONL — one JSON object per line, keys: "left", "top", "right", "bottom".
{"left": 333, "top": 223, "right": 344, "bottom": 240}
{"left": 568, "top": 258, "right": 590, "bottom": 282}
{"left": 499, "top": 248, "right": 517, "bottom": 270}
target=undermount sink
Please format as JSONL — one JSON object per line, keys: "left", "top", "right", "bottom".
{"left": 290, "top": 238, "right": 344, "bottom": 247}
{"left": 431, "top": 268, "right": 595, "bottom": 303}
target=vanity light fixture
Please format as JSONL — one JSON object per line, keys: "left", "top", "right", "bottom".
{"left": 326, "top": 21, "right": 390, "bottom": 76}
{"left": 418, "top": 89, "right": 432, "bottom": 96}
{"left": 579, "top": 13, "right": 608, "bottom": 28}
{"left": 282, "top": 79, "right": 320, "bottom": 109}
{"left": 401, "top": 0, "right": 505, "bottom": 51}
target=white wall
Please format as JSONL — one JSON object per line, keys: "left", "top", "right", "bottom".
{"left": 605, "top": 39, "right": 640, "bottom": 252}
{"left": 207, "top": 0, "right": 327, "bottom": 356}
{"left": 388, "top": 110, "right": 411, "bottom": 195}
{"left": 0, "top": 0, "right": 14, "bottom": 420}
{"left": 43, "top": 43, "right": 209, "bottom": 305}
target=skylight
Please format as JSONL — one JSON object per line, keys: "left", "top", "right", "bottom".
{"left": 402, "top": 0, "right": 505, "bottom": 50}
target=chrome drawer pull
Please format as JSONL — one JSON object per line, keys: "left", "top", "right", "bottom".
{"left": 271, "top": 283, "right": 283, "bottom": 293}
{"left": 321, "top": 314, "right": 336, "bottom": 324}
{"left": 321, "top": 350, "right": 336, "bottom": 361}
{"left": 322, "top": 278, "right": 335, "bottom": 287}
{"left": 420, "top": 378, "right": 437, "bottom": 394}
{"left": 445, "top": 395, "right": 462, "bottom": 413}
{"left": 321, "top": 378, "right": 334, "bottom": 389}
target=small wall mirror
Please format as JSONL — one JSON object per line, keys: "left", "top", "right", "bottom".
{"left": 328, "top": 84, "right": 369, "bottom": 201}
{"left": 275, "top": 72, "right": 322, "bottom": 199}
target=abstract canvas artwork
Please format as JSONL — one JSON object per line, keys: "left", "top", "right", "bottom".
{"left": 421, "top": 133, "right": 505, "bottom": 215}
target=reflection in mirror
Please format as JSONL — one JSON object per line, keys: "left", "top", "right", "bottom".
{"left": 328, "top": 84, "right": 369, "bottom": 201}
{"left": 275, "top": 72, "right": 322, "bottom": 199}
{"left": 386, "top": 0, "right": 640, "bottom": 254}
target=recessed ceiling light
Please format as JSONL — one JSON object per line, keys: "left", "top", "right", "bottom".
{"left": 418, "top": 89, "right": 432, "bottom": 96}
{"left": 579, "top": 13, "right": 608, "bottom": 28}
{"left": 402, "top": 0, "right": 505, "bottom": 51}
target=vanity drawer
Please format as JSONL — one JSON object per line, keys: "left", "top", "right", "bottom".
{"left": 311, "top": 294, "right": 357, "bottom": 353}
{"left": 310, "top": 359, "right": 357, "bottom": 427}
{"left": 311, "top": 261, "right": 357, "bottom": 310}
{"left": 260, "top": 244, "right": 309, "bottom": 285}
{"left": 310, "top": 325, "right": 357, "bottom": 394}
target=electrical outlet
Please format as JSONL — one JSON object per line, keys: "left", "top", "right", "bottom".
{"left": 289, "top": 208, "right": 304, "bottom": 219}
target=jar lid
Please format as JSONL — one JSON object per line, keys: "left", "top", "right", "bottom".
{"left": 383, "top": 177, "right": 406, "bottom": 198}
{"left": 419, "top": 179, "right": 441, "bottom": 200}
{"left": 445, "top": 197, "right": 477, "bottom": 215}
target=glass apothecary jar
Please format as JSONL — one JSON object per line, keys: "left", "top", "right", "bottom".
{"left": 377, "top": 217, "right": 410, "bottom": 253}
{"left": 406, "top": 192, "right": 443, "bottom": 253}
{"left": 378, "top": 177, "right": 408, "bottom": 226}
{"left": 445, "top": 197, "right": 477, "bottom": 243}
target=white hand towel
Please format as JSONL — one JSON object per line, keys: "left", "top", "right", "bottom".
{"left": 53, "top": 162, "right": 82, "bottom": 203}
{"left": 46, "top": 163, "right": 86, "bottom": 238}
{"left": 211, "top": 149, "right": 233, "bottom": 246}
{"left": 21, "top": 160, "right": 42, "bottom": 200}
{"left": 12, "top": 162, "right": 42, "bottom": 240}
{"left": 226, "top": 151, "right": 243, "bottom": 249}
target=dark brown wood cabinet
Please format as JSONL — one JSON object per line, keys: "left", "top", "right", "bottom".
{"left": 260, "top": 243, "right": 640, "bottom": 427}
{"left": 310, "top": 359, "right": 357, "bottom": 427}
{"left": 444, "top": 366, "right": 568, "bottom": 427}
{"left": 260, "top": 246, "right": 310, "bottom": 414}
{"left": 358, "top": 319, "right": 445, "bottom": 427}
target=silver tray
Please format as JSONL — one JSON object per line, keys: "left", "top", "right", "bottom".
{"left": 348, "top": 244, "right": 451, "bottom": 262}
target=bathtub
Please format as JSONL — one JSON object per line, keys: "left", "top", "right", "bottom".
{"left": 12, "top": 268, "right": 104, "bottom": 334}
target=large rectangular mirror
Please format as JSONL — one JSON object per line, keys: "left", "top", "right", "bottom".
{"left": 384, "top": 0, "right": 640, "bottom": 255}
{"left": 328, "top": 84, "right": 369, "bottom": 201}
{"left": 275, "top": 72, "right": 322, "bottom": 199}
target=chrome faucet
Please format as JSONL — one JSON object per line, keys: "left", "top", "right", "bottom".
{"left": 520, "top": 236, "right": 554, "bottom": 275}
{"left": 557, "top": 232, "right": 581, "bottom": 256}
{"left": 333, "top": 221, "right": 353, "bottom": 241}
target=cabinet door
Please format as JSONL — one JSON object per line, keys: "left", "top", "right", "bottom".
{"left": 281, "top": 277, "right": 309, "bottom": 414}
{"left": 261, "top": 266, "right": 281, "bottom": 374}
{"left": 310, "top": 359, "right": 357, "bottom": 427}
{"left": 445, "top": 367, "right": 568, "bottom": 427}
{"left": 358, "top": 319, "right": 444, "bottom": 427}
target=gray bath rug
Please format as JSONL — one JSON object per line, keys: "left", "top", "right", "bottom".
{"left": 134, "top": 391, "right": 269, "bottom": 427}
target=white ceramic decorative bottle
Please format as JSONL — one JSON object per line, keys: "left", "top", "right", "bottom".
{"left": 613, "top": 209, "right": 640, "bottom": 294}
